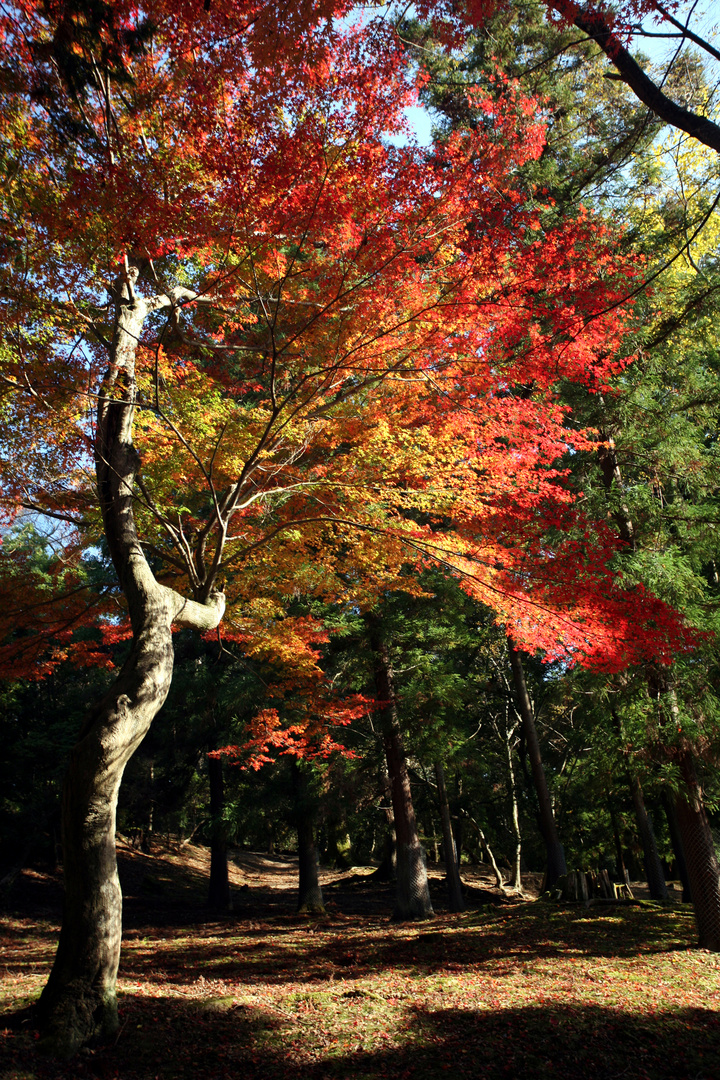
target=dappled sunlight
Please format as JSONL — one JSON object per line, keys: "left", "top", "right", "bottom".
{"left": 1, "top": 850, "right": 716, "bottom": 1077}
{"left": 4, "top": 892, "right": 717, "bottom": 1079}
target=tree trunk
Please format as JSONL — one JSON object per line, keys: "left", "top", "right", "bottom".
{"left": 610, "top": 707, "right": 669, "bottom": 902}
{"left": 674, "top": 749, "right": 720, "bottom": 950}
{"left": 372, "top": 767, "right": 397, "bottom": 882}
{"left": 207, "top": 754, "right": 231, "bottom": 911}
{"left": 508, "top": 641, "right": 566, "bottom": 888}
{"left": 37, "top": 268, "right": 225, "bottom": 1057}
{"left": 296, "top": 818, "right": 325, "bottom": 915}
{"left": 453, "top": 771, "right": 464, "bottom": 866}
{"left": 460, "top": 810, "right": 505, "bottom": 890}
{"left": 292, "top": 762, "right": 325, "bottom": 915}
{"left": 662, "top": 789, "right": 691, "bottom": 903}
{"left": 502, "top": 711, "right": 523, "bottom": 894}
{"left": 608, "top": 799, "right": 630, "bottom": 884}
{"left": 434, "top": 760, "right": 464, "bottom": 912}
{"left": 628, "top": 773, "right": 670, "bottom": 902}
{"left": 368, "top": 619, "right": 433, "bottom": 920}
{"left": 37, "top": 590, "right": 221, "bottom": 1056}
{"left": 142, "top": 760, "right": 154, "bottom": 853}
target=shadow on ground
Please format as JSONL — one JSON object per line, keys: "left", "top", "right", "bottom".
{"left": 94, "top": 904, "right": 696, "bottom": 993}
{"left": 2, "top": 996, "right": 718, "bottom": 1080}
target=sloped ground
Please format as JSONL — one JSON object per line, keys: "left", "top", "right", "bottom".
{"left": 0, "top": 841, "right": 715, "bottom": 1080}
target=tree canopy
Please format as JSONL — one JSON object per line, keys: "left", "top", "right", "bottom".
{"left": 1, "top": 0, "right": 720, "bottom": 1057}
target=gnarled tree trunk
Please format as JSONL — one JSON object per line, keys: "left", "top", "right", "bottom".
{"left": 37, "top": 268, "right": 225, "bottom": 1057}
{"left": 508, "top": 641, "right": 566, "bottom": 888}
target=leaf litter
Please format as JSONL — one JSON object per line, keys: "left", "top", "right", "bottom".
{"left": 1, "top": 846, "right": 719, "bottom": 1080}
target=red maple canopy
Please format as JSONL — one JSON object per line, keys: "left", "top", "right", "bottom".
{"left": 0, "top": 0, "right": 692, "bottom": 682}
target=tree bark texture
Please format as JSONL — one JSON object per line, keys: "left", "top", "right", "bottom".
{"left": 434, "top": 760, "right": 465, "bottom": 912}
{"left": 628, "top": 773, "right": 670, "bottom": 902}
{"left": 674, "top": 750, "right": 720, "bottom": 950}
{"left": 207, "top": 754, "right": 231, "bottom": 911}
{"left": 368, "top": 620, "right": 433, "bottom": 920}
{"left": 292, "top": 762, "right": 325, "bottom": 915}
{"left": 508, "top": 642, "right": 567, "bottom": 888}
{"left": 37, "top": 270, "right": 225, "bottom": 1056}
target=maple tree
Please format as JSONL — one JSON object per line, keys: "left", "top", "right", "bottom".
{"left": 0, "top": 0, "right": 708, "bottom": 1056}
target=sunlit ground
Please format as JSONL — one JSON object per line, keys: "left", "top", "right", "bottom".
{"left": 2, "top": 898, "right": 720, "bottom": 1080}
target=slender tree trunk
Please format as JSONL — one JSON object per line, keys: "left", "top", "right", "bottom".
{"left": 453, "top": 771, "right": 464, "bottom": 866}
{"left": 434, "top": 760, "right": 464, "bottom": 912}
{"left": 460, "top": 810, "right": 505, "bottom": 889}
{"left": 37, "top": 268, "right": 225, "bottom": 1057}
{"left": 502, "top": 711, "right": 523, "bottom": 894}
{"left": 628, "top": 773, "right": 670, "bottom": 901}
{"left": 608, "top": 799, "right": 629, "bottom": 884}
{"left": 508, "top": 642, "right": 566, "bottom": 888}
{"left": 292, "top": 762, "right": 325, "bottom": 915}
{"left": 144, "top": 761, "right": 155, "bottom": 851}
{"left": 207, "top": 754, "right": 230, "bottom": 911}
{"left": 611, "top": 708, "right": 669, "bottom": 902}
{"left": 428, "top": 814, "right": 440, "bottom": 864}
{"left": 368, "top": 619, "right": 433, "bottom": 920}
{"left": 372, "top": 767, "right": 397, "bottom": 882}
{"left": 674, "top": 749, "right": 720, "bottom": 950}
{"left": 662, "top": 789, "right": 691, "bottom": 902}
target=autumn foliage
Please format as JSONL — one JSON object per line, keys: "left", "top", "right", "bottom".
{"left": 0, "top": 0, "right": 695, "bottom": 698}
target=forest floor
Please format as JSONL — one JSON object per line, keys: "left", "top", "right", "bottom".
{"left": 0, "top": 840, "right": 718, "bottom": 1080}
